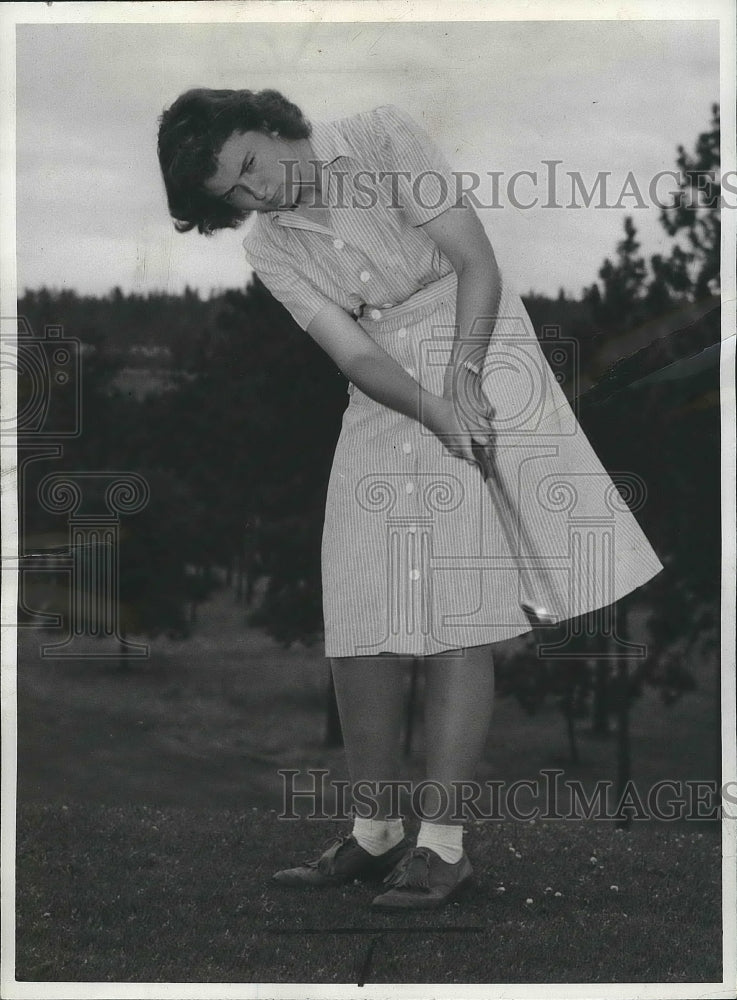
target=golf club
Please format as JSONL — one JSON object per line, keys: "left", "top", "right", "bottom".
{"left": 471, "top": 440, "right": 559, "bottom": 627}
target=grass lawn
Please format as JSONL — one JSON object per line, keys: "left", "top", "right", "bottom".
{"left": 15, "top": 804, "right": 721, "bottom": 984}
{"left": 12, "top": 588, "right": 725, "bottom": 985}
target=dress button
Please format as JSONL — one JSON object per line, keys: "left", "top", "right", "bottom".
{"left": 369, "top": 309, "right": 382, "bottom": 320}
{"left": 360, "top": 270, "right": 371, "bottom": 282}
{"left": 409, "top": 569, "right": 420, "bottom": 581}
{"left": 352, "top": 307, "right": 362, "bottom": 316}
{"left": 333, "top": 238, "right": 345, "bottom": 249}
{"left": 398, "top": 327, "right": 407, "bottom": 338}
{"left": 405, "top": 482, "right": 414, "bottom": 494}
{"left": 402, "top": 441, "right": 412, "bottom": 454}
{"left": 408, "top": 525, "right": 417, "bottom": 534}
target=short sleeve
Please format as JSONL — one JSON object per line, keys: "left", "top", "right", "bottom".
{"left": 373, "top": 104, "right": 461, "bottom": 226}
{"left": 243, "top": 243, "right": 335, "bottom": 332}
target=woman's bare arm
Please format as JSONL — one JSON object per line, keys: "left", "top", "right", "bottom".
{"left": 304, "top": 200, "right": 500, "bottom": 463}
{"left": 306, "top": 302, "right": 443, "bottom": 428}
{"left": 305, "top": 302, "right": 483, "bottom": 463}
{"left": 419, "top": 202, "right": 501, "bottom": 414}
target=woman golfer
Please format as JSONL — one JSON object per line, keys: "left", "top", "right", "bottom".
{"left": 157, "top": 89, "right": 663, "bottom": 909}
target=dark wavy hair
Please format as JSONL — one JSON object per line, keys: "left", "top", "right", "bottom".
{"left": 157, "top": 88, "right": 311, "bottom": 235}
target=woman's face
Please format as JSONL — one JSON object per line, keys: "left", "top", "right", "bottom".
{"left": 203, "top": 129, "right": 303, "bottom": 213}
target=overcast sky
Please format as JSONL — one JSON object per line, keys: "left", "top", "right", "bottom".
{"left": 15, "top": 16, "right": 720, "bottom": 299}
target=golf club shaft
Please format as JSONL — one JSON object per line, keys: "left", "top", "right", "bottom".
{"left": 471, "top": 441, "right": 558, "bottom": 623}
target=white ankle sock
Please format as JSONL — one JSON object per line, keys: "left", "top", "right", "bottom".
{"left": 352, "top": 817, "right": 405, "bottom": 856}
{"left": 416, "top": 821, "right": 464, "bottom": 863}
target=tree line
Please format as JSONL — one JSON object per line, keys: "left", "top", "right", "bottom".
{"left": 18, "top": 105, "right": 721, "bottom": 786}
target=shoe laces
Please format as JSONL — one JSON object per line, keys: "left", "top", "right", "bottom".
{"left": 302, "top": 832, "right": 354, "bottom": 871}
{"left": 383, "top": 846, "right": 432, "bottom": 891}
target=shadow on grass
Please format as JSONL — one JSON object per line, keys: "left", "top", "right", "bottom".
{"left": 13, "top": 589, "right": 724, "bottom": 984}
{"left": 15, "top": 803, "right": 722, "bottom": 984}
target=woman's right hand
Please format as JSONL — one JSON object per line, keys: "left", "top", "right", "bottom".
{"left": 424, "top": 394, "right": 496, "bottom": 476}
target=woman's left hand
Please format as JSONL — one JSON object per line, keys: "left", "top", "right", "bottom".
{"left": 456, "top": 399, "right": 497, "bottom": 481}
{"left": 443, "top": 366, "right": 496, "bottom": 463}
{"left": 423, "top": 393, "right": 495, "bottom": 470}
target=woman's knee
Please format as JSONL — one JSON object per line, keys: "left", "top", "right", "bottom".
{"left": 425, "top": 644, "right": 495, "bottom": 664}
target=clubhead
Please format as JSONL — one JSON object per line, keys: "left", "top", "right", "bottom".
{"left": 521, "top": 601, "right": 559, "bottom": 627}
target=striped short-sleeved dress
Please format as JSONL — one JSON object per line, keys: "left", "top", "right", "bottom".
{"left": 242, "top": 104, "right": 664, "bottom": 657}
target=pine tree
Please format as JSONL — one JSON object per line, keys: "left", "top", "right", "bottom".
{"left": 659, "top": 103, "right": 720, "bottom": 298}
{"left": 583, "top": 215, "right": 648, "bottom": 333}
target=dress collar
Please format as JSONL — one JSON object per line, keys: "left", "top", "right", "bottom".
{"left": 243, "top": 117, "right": 353, "bottom": 241}
{"left": 307, "top": 118, "right": 354, "bottom": 166}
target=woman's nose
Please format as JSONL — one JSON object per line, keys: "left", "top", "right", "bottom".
{"left": 244, "top": 180, "right": 267, "bottom": 201}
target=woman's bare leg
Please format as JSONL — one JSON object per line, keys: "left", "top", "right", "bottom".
{"left": 272, "top": 655, "right": 409, "bottom": 886}
{"left": 368, "top": 644, "right": 495, "bottom": 906}
{"left": 421, "top": 644, "right": 495, "bottom": 825}
{"left": 330, "top": 654, "right": 408, "bottom": 819}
